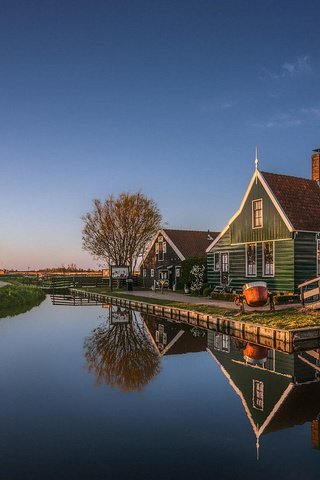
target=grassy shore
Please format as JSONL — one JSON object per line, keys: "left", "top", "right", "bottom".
{"left": 0, "top": 284, "right": 46, "bottom": 318}
{"left": 80, "top": 287, "right": 320, "bottom": 330}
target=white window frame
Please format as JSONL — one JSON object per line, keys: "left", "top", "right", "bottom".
{"left": 317, "top": 239, "right": 320, "bottom": 276}
{"left": 151, "top": 269, "right": 154, "bottom": 278}
{"left": 262, "top": 241, "right": 275, "bottom": 277}
{"left": 252, "top": 199, "right": 263, "bottom": 229}
{"left": 213, "top": 333, "right": 230, "bottom": 353}
{"left": 246, "top": 243, "right": 257, "bottom": 277}
{"left": 253, "top": 380, "right": 264, "bottom": 411}
{"left": 157, "top": 241, "right": 165, "bottom": 261}
{"left": 143, "top": 268, "right": 146, "bottom": 277}
{"left": 213, "top": 252, "right": 220, "bottom": 271}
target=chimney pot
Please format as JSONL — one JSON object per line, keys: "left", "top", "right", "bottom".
{"left": 312, "top": 148, "right": 320, "bottom": 183}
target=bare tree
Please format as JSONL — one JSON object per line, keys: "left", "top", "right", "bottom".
{"left": 82, "top": 192, "right": 161, "bottom": 272}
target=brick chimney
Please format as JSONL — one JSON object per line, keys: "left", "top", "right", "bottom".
{"left": 312, "top": 148, "right": 320, "bottom": 182}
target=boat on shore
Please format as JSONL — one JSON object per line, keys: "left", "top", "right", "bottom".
{"left": 243, "top": 281, "right": 268, "bottom": 307}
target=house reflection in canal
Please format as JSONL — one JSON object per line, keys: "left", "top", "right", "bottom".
{"left": 84, "top": 308, "right": 207, "bottom": 392}
{"left": 207, "top": 331, "right": 320, "bottom": 456}
{"left": 141, "top": 313, "right": 207, "bottom": 357}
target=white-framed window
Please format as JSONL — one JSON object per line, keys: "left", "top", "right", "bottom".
{"left": 175, "top": 268, "right": 180, "bottom": 278}
{"left": 252, "top": 199, "right": 263, "bottom": 229}
{"left": 253, "top": 380, "right": 264, "bottom": 410}
{"left": 221, "top": 253, "right": 229, "bottom": 273}
{"left": 213, "top": 333, "right": 230, "bottom": 352}
{"left": 214, "top": 252, "right": 220, "bottom": 271}
{"left": 317, "top": 239, "right": 320, "bottom": 275}
{"left": 143, "top": 268, "right": 146, "bottom": 277}
{"left": 157, "top": 241, "right": 165, "bottom": 261}
{"left": 246, "top": 243, "right": 257, "bottom": 276}
{"left": 263, "top": 241, "right": 275, "bottom": 276}
{"left": 151, "top": 269, "right": 154, "bottom": 277}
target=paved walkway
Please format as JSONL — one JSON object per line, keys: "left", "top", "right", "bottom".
{"left": 124, "top": 289, "right": 300, "bottom": 312}
{"left": 0, "top": 281, "right": 8, "bottom": 288}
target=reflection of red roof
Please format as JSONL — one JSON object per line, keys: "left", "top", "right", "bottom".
{"left": 262, "top": 171, "right": 320, "bottom": 231}
{"left": 165, "top": 332, "right": 207, "bottom": 355}
{"left": 164, "top": 229, "right": 219, "bottom": 258}
{"left": 264, "top": 381, "right": 320, "bottom": 434}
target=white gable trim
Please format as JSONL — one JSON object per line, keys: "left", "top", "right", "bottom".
{"left": 161, "top": 230, "right": 186, "bottom": 261}
{"left": 206, "top": 169, "right": 294, "bottom": 253}
{"left": 140, "top": 229, "right": 186, "bottom": 266}
{"left": 140, "top": 230, "right": 162, "bottom": 266}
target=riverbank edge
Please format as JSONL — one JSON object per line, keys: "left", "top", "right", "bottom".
{"left": 71, "top": 288, "right": 320, "bottom": 350}
{"left": 0, "top": 284, "right": 46, "bottom": 318}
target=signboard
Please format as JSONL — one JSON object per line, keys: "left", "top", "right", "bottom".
{"left": 110, "top": 306, "right": 132, "bottom": 325}
{"left": 111, "top": 266, "right": 130, "bottom": 279}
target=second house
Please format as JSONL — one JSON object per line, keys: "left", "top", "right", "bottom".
{"left": 140, "top": 229, "right": 219, "bottom": 289}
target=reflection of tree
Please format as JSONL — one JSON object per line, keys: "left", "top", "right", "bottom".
{"left": 84, "top": 311, "right": 160, "bottom": 392}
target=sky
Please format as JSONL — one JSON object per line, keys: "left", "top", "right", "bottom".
{"left": 1, "top": 0, "right": 320, "bottom": 270}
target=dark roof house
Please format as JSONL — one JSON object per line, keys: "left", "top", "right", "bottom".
{"left": 141, "top": 228, "right": 219, "bottom": 289}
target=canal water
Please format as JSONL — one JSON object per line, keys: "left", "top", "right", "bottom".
{"left": 0, "top": 295, "right": 320, "bottom": 479}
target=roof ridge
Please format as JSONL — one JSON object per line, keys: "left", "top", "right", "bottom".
{"left": 261, "top": 170, "right": 317, "bottom": 183}
{"left": 163, "top": 228, "right": 218, "bottom": 233}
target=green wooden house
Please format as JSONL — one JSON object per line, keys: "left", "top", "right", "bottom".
{"left": 207, "top": 150, "right": 320, "bottom": 293}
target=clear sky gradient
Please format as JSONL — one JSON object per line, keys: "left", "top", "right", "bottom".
{"left": 1, "top": 0, "right": 320, "bottom": 269}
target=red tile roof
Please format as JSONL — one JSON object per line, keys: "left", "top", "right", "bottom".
{"left": 261, "top": 171, "right": 320, "bottom": 231}
{"left": 163, "top": 229, "right": 219, "bottom": 258}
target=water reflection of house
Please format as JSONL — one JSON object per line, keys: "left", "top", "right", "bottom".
{"left": 207, "top": 331, "right": 320, "bottom": 455}
{"left": 141, "top": 314, "right": 207, "bottom": 356}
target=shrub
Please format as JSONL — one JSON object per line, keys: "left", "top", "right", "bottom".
{"left": 203, "top": 287, "right": 213, "bottom": 297}
{"left": 211, "top": 292, "right": 236, "bottom": 302}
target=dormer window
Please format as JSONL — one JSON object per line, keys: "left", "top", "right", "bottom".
{"left": 252, "top": 199, "right": 263, "bottom": 228}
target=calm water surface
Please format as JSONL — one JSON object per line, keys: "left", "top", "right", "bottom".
{"left": 0, "top": 295, "right": 320, "bottom": 479}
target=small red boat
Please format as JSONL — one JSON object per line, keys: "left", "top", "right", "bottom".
{"left": 243, "top": 281, "right": 268, "bottom": 307}
{"left": 243, "top": 343, "right": 269, "bottom": 365}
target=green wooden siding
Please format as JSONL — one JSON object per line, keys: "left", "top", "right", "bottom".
{"left": 230, "top": 177, "right": 291, "bottom": 244}
{"left": 207, "top": 229, "right": 295, "bottom": 292}
{"left": 294, "top": 232, "right": 318, "bottom": 290}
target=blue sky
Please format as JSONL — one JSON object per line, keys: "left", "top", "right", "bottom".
{"left": 1, "top": 0, "right": 320, "bottom": 269}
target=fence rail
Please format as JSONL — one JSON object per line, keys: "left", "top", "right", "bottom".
{"left": 298, "top": 277, "right": 320, "bottom": 309}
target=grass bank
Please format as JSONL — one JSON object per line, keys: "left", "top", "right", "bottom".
{"left": 81, "top": 287, "right": 320, "bottom": 330}
{"left": 0, "top": 284, "right": 46, "bottom": 318}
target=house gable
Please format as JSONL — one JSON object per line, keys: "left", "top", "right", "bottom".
{"left": 230, "top": 175, "right": 292, "bottom": 244}
{"left": 207, "top": 170, "right": 293, "bottom": 253}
